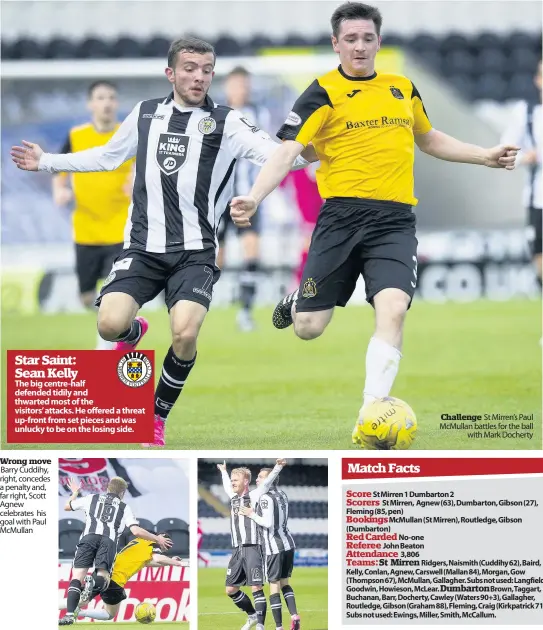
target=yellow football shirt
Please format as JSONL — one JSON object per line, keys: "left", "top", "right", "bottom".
{"left": 111, "top": 538, "right": 155, "bottom": 587}
{"left": 277, "top": 67, "right": 432, "bottom": 206}
{"left": 59, "top": 123, "right": 134, "bottom": 245}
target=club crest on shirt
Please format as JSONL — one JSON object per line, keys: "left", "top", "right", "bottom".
{"left": 390, "top": 86, "right": 404, "bottom": 99}
{"left": 198, "top": 117, "right": 217, "bottom": 135}
{"left": 156, "top": 132, "right": 190, "bottom": 175}
{"left": 302, "top": 278, "right": 317, "bottom": 298}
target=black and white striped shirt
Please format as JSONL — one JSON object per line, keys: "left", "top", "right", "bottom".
{"left": 501, "top": 100, "right": 542, "bottom": 209}
{"left": 222, "top": 464, "right": 282, "bottom": 548}
{"left": 253, "top": 488, "right": 296, "bottom": 555}
{"left": 70, "top": 492, "right": 138, "bottom": 543}
{"left": 38, "top": 93, "right": 309, "bottom": 253}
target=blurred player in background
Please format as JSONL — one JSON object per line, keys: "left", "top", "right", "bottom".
{"left": 217, "top": 66, "right": 272, "bottom": 331}
{"left": 281, "top": 163, "right": 322, "bottom": 289}
{"left": 12, "top": 38, "right": 316, "bottom": 447}
{"left": 58, "top": 535, "right": 187, "bottom": 621}
{"left": 218, "top": 459, "right": 286, "bottom": 630}
{"left": 52, "top": 81, "right": 134, "bottom": 350}
{"left": 230, "top": 1, "right": 520, "bottom": 440}
{"left": 500, "top": 59, "right": 542, "bottom": 289}
{"left": 59, "top": 477, "right": 172, "bottom": 625}
{"left": 241, "top": 467, "right": 300, "bottom": 630}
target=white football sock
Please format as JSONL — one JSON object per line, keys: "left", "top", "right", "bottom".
{"left": 362, "top": 336, "right": 402, "bottom": 408}
{"left": 79, "top": 609, "right": 111, "bottom": 620}
{"left": 96, "top": 332, "right": 115, "bottom": 350}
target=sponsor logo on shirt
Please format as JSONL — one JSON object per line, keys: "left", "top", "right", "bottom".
{"left": 284, "top": 111, "right": 302, "bottom": 126}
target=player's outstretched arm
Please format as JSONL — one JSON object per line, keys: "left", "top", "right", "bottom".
{"left": 129, "top": 525, "right": 173, "bottom": 550}
{"left": 249, "top": 459, "right": 286, "bottom": 502}
{"left": 230, "top": 141, "right": 304, "bottom": 228}
{"left": 149, "top": 553, "right": 188, "bottom": 567}
{"left": 63, "top": 477, "right": 82, "bottom": 511}
{"left": 415, "top": 129, "right": 519, "bottom": 169}
{"left": 13, "top": 103, "right": 141, "bottom": 175}
{"left": 219, "top": 461, "right": 236, "bottom": 498}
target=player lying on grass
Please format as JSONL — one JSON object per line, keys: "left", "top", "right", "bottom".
{"left": 58, "top": 535, "right": 188, "bottom": 621}
{"left": 229, "top": 1, "right": 520, "bottom": 443}
{"left": 219, "top": 458, "right": 286, "bottom": 630}
{"left": 240, "top": 467, "right": 300, "bottom": 630}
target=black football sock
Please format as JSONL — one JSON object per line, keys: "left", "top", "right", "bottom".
{"left": 66, "top": 579, "right": 82, "bottom": 614}
{"left": 270, "top": 592, "right": 283, "bottom": 627}
{"left": 282, "top": 585, "right": 298, "bottom": 615}
{"left": 239, "top": 260, "right": 259, "bottom": 311}
{"left": 253, "top": 589, "right": 267, "bottom": 624}
{"left": 228, "top": 590, "right": 256, "bottom": 614}
{"left": 111, "top": 319, "right": 142, "bottom": 344}
{"left": 154, "top": 346, "right": 196, "bottom": 421}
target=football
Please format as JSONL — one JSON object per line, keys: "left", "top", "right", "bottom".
{"left": 353, "top": 397, "right": 417, "bottom": 449}
{"left": 134, "top": 602, "right": 157, "bottom": 624}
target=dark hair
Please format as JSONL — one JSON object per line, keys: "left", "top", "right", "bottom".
{"left": 331, "top": 2, "right": 382, "bottom": 38}
{"left": 227, "top": 65, "right": 250, "bottom": 78}
{"left": 259, "top": 468, "right": 279, "bottom": 487}
{"left": 88, "top": 80, "right": 117, "bottom": 97}
{"left": 168, "top": 37, "right": 216, "bottom": 68}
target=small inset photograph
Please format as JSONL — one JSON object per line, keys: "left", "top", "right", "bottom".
{"left": 198, "top": 457, "right": 328, "bottom": 630}
{"left": 58, "top": 458, "right": 190, "bottom": 627}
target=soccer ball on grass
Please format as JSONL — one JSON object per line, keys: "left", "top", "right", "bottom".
{"left": 134, "top": 602, "right": 157, "bottom": 624}
{"left": 353, "top": 397, "right": 417, "bottom": 449}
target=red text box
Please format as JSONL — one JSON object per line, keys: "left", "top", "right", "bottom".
{"left": 7, "top": 350, "right": 154, "bottom": 443}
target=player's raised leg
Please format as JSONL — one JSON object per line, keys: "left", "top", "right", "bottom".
{"left": 96, "top": 292, "right": 147, "bottom": 349}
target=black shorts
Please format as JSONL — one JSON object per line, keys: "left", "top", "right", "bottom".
{"left": 95, "top": 247, "right": 221, "bottom": 311}
{"left": 267, "top": 549, "right": 295, "bottom": 582}
{"left": 217, "top": 209, "right": 261, "bottom": 244}
{"left": 296, "top": 198, "right": 418, "bottom": 312}
{"left": 100, "top": 579, "right": 127, "bottom": 606}
{"left": 527, "top": 206, "right": 542, "bottom": 256}
{"left": 73, "top": 534, "right": 117, "bottom": 572}
{"left": 75, "top": 243, "right": 124, "bottom": 294}
{"left": 225, "top": 545, "right": 266, "bottom": 587}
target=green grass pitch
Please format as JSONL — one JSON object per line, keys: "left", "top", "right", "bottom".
{"left": 198, "top": 567, "right": 328, "bottom": 629}
{"left": 2, "top": 300, "right": 541, "bottom": 450}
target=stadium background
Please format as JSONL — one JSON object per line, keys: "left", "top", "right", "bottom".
{"left": 2, "top": 0, "right": 541, "bottom": 451}
{"left": 197, "top": 457, "right": 328, "bottom": 629}
{"left": 58, "top": 458, "right": 190, "bottom": 624}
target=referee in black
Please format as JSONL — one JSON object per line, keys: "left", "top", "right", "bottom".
{"left": 59, "top": 477, "right": 172, "bottom": 626}
{"left": 11, "top": 37, "right": 318, "bottom": 448}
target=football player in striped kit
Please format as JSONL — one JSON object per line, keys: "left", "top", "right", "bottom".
{"left": 59, "top": 477, "right": 171, "bottom": 625}
{"left": 241, "top": 467, "right": 300, "bottom": 630}
{"left": 11, "top": 38, "right": 317, "bottom": 447}
{"left": 218, "top": 459, "right": 286, "bottom": 630}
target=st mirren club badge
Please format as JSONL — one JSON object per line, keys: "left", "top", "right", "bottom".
{"left": 198, "top": 117, "right": 217, "bottom": 135}
{"left": 117, "top": 351, "right": 152, "bottom": 388}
